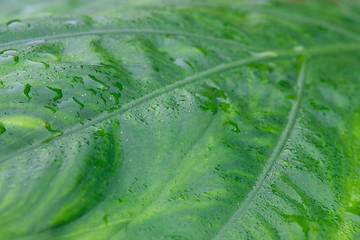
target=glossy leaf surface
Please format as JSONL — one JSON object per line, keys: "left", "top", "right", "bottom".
{"left": 0, "top": 0, "right": 359, "bottom": 239}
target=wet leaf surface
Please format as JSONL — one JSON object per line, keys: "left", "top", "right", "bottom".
{"left": 0, "top": 0, "right": 359, "bottom": 239}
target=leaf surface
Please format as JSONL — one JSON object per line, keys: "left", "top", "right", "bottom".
{"left": 0, "top": 0, "right": 359, "bottom": 239}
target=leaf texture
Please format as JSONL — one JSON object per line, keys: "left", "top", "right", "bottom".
{"left": 0, "top": 0, "right": 359, "bottom": 239}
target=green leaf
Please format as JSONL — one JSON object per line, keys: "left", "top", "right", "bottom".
{"left": 0, "top": 0, "right": 359, "bottom": 239}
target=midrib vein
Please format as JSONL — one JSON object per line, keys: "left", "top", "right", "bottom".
{"left": 0, "top": 28, "right": 250, "bottom": 49}
{"left": 212, "top": 60, "right": 308, "bottom": 240}
{"left": 0, "top": 42, "right": 359, "bottom": 164}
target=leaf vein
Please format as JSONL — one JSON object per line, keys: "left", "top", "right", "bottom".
{"left": 0, "top": 28, "right": 251, "bottom": 50}
{"left": 1, "top": 43, "right": 359, "bottom": 164}
{"left": 212, "top": 60, "right": 308, "bottom": 240}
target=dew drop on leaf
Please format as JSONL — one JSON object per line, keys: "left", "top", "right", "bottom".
{"left": 6, "top": 19, "right": 29, "bottom": 28}
{"left": 23, "top": 83, "right": 32, "bottom": 100}
{"left": 0, "top": 122, "right": 6, "bottom": 135}
{"left": 13, "top": 55, "right": 19, "bottom": 64}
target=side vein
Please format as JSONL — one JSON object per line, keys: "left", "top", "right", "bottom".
{"left": 212, "top": 60, "right": 308, "bottom": 240}
{"left": 0, "top": 29, "right": 251, "bottom": 50}
{"left": 1, "top": 42, "right": 359, "bottom": 164}
{"left": 0, "top": 54, "right": 271, "bottom": 163}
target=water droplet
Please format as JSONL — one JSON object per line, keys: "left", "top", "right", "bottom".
{"left": 44, "top": 122, "right": 62, "bottom": 134}
{"left": 38, "top": 53, "right": 61, "bottom": 61}
{"left": 173, "top": 58, "right": 193, "bottom": 69}
{"left": 47, "top": 86, "right": 63, "bottom": 101}
{"left": 42, "top": 122, "right": 63, "bottom": 143}
{"left": 114, "top": 82, "right": 123, "bottom": 91}
{"left": 174, "top": 58, "right": 186, "bottom": 67}
{"left": 23, "top": 83, "right": 32, "bottom": 100}
{"left": 44, "top": 106, "right": 56, "bottom": 113}
{"left": 6, "top": 19, "right": 29, "bottom": 28}
{"left": 88, "top": 74, "right": 110, "bottom": 90}
{"left": 200, "top": 102, "right": 218, "bottom": 114}
{"left": 29, "top": 60, "right": 49, "bottom": 68}
{"left": 1, "top": 49, "right": 17, "bottom": 55}
{"left": 13, "top": 55, "right": 19, "bottom": 64}
{"left": 65, "top": 20, "right": 78, "bottom": 25}
{"left": 42, "top": 62, "right": 50, "bottom": 68}
{"left": 196, "top": 46, "right": 208, "bottom": 56}
{"left": 220, "top": 102, "right": 231, "bottom": 113}
{"left": 72, "top": 97, "right": 85, "bottom": 109}
{"left": 72, "top": 76, "right": 84, "bottom": 85}
{"left": 0, "top": 122, "right": 6, "bottom": 135}
{"left": 224, "top": 120, "right": 241, "bottom": 133}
